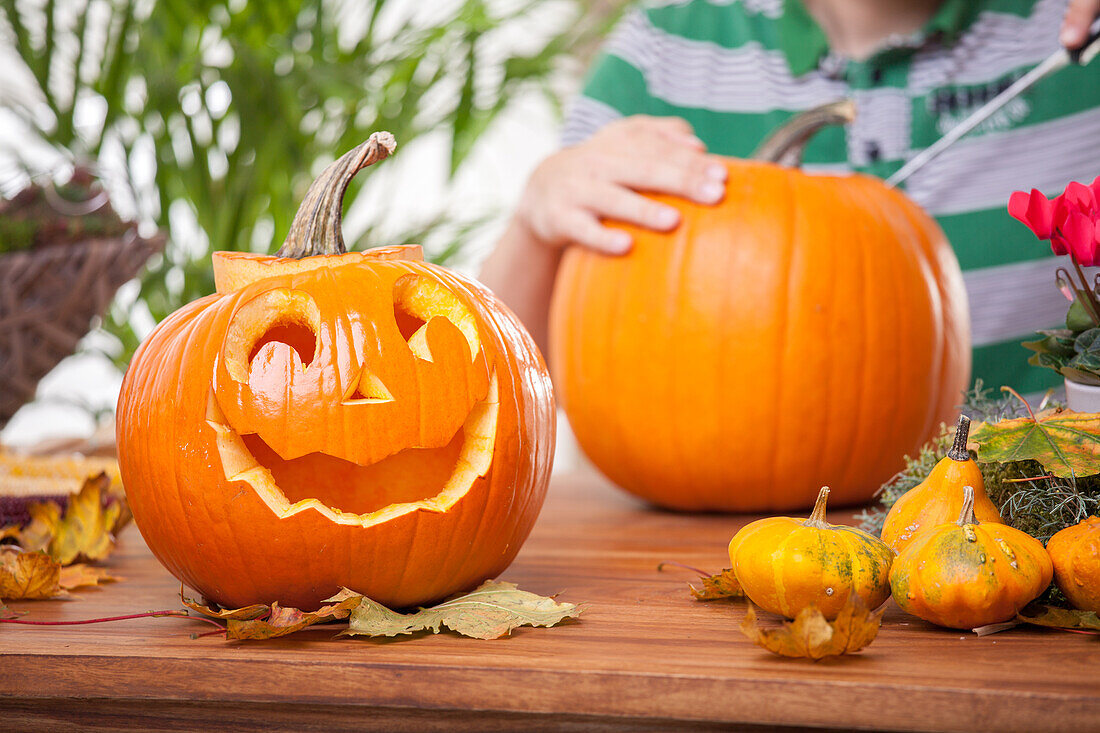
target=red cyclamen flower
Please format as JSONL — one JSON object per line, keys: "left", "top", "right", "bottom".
{"left": 1009, "top": 176, "right": 1100, "bottom": 266}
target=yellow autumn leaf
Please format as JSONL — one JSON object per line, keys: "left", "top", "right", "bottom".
{"left": 688, "top": 568, "right": 744, "bottom": 601}
{"left": 0, "top": 550, "right": 63, "bottom": 600}
{"left": 58, "top": 564, "right": 120, "bottom": 591}
{"left": 740, "top": 596, "right": 884, "bottom": 660}
{"left": 10, "top": 473, "right": 122, "bottom": 564}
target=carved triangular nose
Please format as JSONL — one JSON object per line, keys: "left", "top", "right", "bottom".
{"left": 342, "top": 364, "right": 394, "bottom": 404}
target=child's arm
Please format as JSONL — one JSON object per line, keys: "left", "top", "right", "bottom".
{"left": 480, "top": 115, "right": 727, "bottom": 356}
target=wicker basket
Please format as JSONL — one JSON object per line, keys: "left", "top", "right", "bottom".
{"left": 0, "top": 230, "right": 164, "bottom": 427}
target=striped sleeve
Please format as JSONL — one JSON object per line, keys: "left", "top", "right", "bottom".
{"left": 560, "top": 9, "right": 653, "bottom": 146}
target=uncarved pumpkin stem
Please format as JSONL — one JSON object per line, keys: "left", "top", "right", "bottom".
{"left": 751, "top": 100, "right": 856, "bottom": 168}
{"left": 956, "top": 486, "right": 977, "bottom": 527}
{"left": 804, "top": 486, "right": 832, "bottom": 528}
{"left": 276, "top": 132, "right": 397, "bottom": 259}
{"left": 948, "top": 415, "right": 971, "bottom": 461}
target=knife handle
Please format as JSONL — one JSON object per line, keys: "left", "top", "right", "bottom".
{"left": 1068, "top": 17, "right": 1100, "bottom": 65}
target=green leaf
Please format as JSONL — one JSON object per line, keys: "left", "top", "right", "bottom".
{"left": 1067, "top": 297, "right": 1095, "bottom": 332}
{"left": 1075, "top": 328, "right": 1100, "bottom": 355}
{"left": 1062, "top": 367, "right": 1100, "bottom": 386}
{"left": 970, "top": 408, "right": 1100, "bottom": 478}
{"left": 341, "top": 580, "right": 582, "bottom": 640}
{"left": 1018, "top": 603, "right": 1100, "bottom": 631}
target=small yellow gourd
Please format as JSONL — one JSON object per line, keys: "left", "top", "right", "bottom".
{"left": 1046, "top": 516, "right": 1100, "bottom": 613}
{"left": 889, "top": 486, "right": 1053, "bottom": 629}
{"left": 728, "top": 487, "right": 894, "bottom": 620}
{"left": 880, "top": 415, "right": 1002, "bottom": 552}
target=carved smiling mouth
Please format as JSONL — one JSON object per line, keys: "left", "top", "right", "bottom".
{"left": 204, "top": 372, "right": 498, "bottom": 528}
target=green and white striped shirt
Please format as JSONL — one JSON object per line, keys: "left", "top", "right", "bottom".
{"left": 563, "top": 0, "right": 1100, "bottom": 393}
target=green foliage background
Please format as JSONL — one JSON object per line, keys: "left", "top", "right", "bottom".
{"left": 0, "top": 0, "right": 621, "bottom": 367}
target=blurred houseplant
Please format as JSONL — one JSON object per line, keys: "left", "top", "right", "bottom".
{"left": 0, "top": 0, "right": 621, "bottom": 371}
{"left": 1013, "top": 177, "right": 1100, "bottom": 410}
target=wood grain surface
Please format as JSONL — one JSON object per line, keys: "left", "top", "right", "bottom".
{"left": 2, "top": 470, "right": 1098, "bottom": 732}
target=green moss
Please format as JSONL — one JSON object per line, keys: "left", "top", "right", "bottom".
{"left": 859, "top": 381, "right": 1100, "bottom": 543}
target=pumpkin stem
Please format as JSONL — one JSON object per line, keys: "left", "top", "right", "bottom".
{"left": 276, "top": 132, "right": 397, "bottom": 259}
{"left": 804, "top": 486, "right": 831, "bottom": 528}
{"left": 948, "top": 415, "right": 971, "bottom": 461}
{"left": 956, "top": 486, "right": 977, "bottom": 527}
{"left": 751, "top": 100, "right": 856, "bottom": 168}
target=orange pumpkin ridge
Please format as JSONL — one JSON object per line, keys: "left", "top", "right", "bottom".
{"left": 550, "top": 102, "right": 969, "bottom": 512}
{"left": 117, "top": 133, "right": 555, "bottom": 610}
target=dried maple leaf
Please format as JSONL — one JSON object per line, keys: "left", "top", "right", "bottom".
{"left": 1017, "top": 603, "right": 1100, "bottom": 632}
{"left": 740, "top": 596, "right": 884, "bottom": 660}
{"left": 14, "top": 473, "right": 122, "bottom": 564}
{"left": 181, "top": 590, "right": 269, "bottom": 621}
{"left": 0, "top": 600, "right": 26, "bottom": 619}
{"left": 342, "top": 580, "right": 582, "bottom": 640}
{"left": 969, "top": 390, "right": 1100, "bottom": 478}
{"left": 225, "top": 589, "right": 363, "bottom": 640}
{"left": 58, "top": 564, "right": 119, "bottom": 591}
{"left": 0, "top": 550, "right": 63, "bottom": 600}
{"left": 688, "top": 568, "right": 744, "bottom": 601}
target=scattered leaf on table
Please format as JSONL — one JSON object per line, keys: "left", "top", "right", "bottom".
{"left": 689, "top": 568, "right": 744, "bottom": 601}
{"left": 969, "top": 403, "right": 1100, "bottom": 479}
{"left": 740, "top": 596, "right": 884, "bottom": 660}
{"left": 4, "top": 473, "right": 122, "bottom": 564}
{"left": 1018, "top": 603, "right": 1100, "bottom": 631}
{"left": 58, "top": 564, "right": 119, "bottom": 591}
{"left": 226, "top": 588, "right": 363, "bottom": 640}
{"left": 342, "top": 580, "right": 582, "bottom": 640}
{"left": 181, "top": 590, "right": 269, "bottom": 621}
{"left": 0, "top": 550, "right": 63, "bottom": 600}
{"left": 0, "top": 600, "right": 26, "bottom": 619}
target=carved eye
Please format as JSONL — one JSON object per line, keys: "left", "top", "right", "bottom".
{"left": 392, "top": 274, "right": 479, "bottom": 362}
{"left": 222, "top": 289, "right": 321, "bottom": 382}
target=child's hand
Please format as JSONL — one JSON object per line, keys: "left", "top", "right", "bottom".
{"left": 1061, "top": 0, "right": 1099, "bottom": 48}
{"left": 514, "top": 115, "right": 727, "bottom": 255}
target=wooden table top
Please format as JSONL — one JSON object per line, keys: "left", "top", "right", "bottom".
{"left": 3, "top": 470, "right": 1099, "bottom": 732}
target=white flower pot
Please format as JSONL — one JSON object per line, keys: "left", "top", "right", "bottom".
{"left": 1064, "top": 377, "right": 1100, "bottom": 412}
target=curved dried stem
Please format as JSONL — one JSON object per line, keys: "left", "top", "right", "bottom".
{"left": 276, "top": 132, "right": 397, "bottom": 259}
{"left": 752, "top": 100, "right": 856, "bottom": 168}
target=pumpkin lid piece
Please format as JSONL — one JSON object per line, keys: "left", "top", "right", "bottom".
{"left": 212, "top": 132, "right": 407, "bottom": 294}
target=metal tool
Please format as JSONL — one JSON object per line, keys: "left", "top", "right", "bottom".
{"left": 886, "top": 18, "right": 1100, "bottom": 188}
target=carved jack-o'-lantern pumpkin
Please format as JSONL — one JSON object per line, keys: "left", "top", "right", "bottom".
{"left": 117, "top": 134, "right": 555, "bottom": 610}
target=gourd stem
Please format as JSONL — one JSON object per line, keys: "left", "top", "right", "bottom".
{"left": 955, "top": 486, "right": 977, "bottom": 526}
{"left": 276, "top": 132, "right": 397, "bottom": 259}
{"left": 804, "top": 486, "right": 831, "bottom": 528}
{"left": 751, "top": 100, "right": 856, "bottom": 168}
{"left": 948, "top": 415, "right": 971, "bottom": 461}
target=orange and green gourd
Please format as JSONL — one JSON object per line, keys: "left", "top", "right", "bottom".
{"left": 880, "top": 415, "right": 1002, "bottom": 553}
{"left": 728, "top": 486, "right": 894, "bottom": 620}
{"left": 889, "top": 486, "right": 1053, "bottom": 629}
{"left": 1046, "top": 516, "right": 1100, "bottom": 613}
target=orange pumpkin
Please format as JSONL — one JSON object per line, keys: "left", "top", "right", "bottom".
{"left": 549, "top": 102, "right": 970, "bottom": 511}
{"left": 889, "top": 486, "right": 1052, "bottom": 629}
{"left": 880, "top": 415, "right": 1002, "bottom": 552}
{"left": 1046, "top": 516, "right": 1100, "bottom": 613}
{"left": 117, "top": 134, "right": 555, "bottom": 610}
